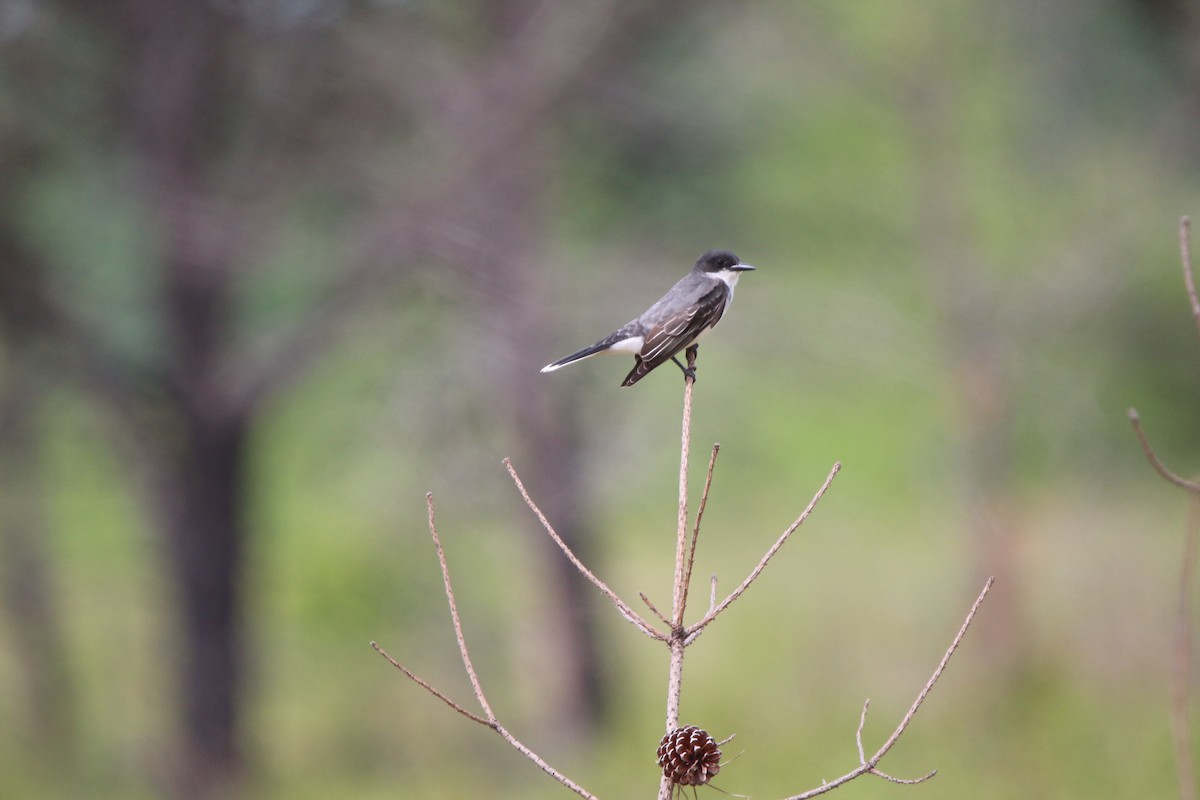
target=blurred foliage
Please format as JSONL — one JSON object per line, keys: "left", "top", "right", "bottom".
{"left": 2, "top": 0, "right": 1200, "bottom": 798}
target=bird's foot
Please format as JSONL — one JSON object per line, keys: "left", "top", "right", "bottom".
{"left": 671, "top": 355, "right": 697, "bottom": 382}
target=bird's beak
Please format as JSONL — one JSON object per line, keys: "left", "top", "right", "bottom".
{"left": 734, "top": 263, "right": 755, "bottom": 271}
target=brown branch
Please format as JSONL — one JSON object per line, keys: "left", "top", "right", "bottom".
{"left": 1128, "top": 409, "right": 1200, "bottom": 493}
{"left": 1129, "top": 216, "right": 1200, "bottom": 800}
{"left": 678, "top": 443, "right": 720, "bottom": 627}
{"left": 504, "top": 457, "right": 666, "bottom": 641}
{"left": 685, "top": 462, "right": 842, "bottom": 644}
{"left": 640, "top": 591, "right": 672, "bottom": 627}
{"left": 1180, "top": 217, "right": 1199, "bottom": 339}
{"left": 672, "top": 367, "right": 696, "bottom": 628}
{"left": 373, "top": 492, "right": 598, "bottom": 800}
{"left": 1127, "top": 219, "right": 1200, "bottom": 493}
{"left": 424, "top": 492, "right": 494, "bottom": 719}
{"left": 1172, "top": 495, "right": 1200, "bottom": 800}
{"left": 370, "top": 641, "right": 489, "bottom": 726}
{"left": 785, "top": 576, "right": 994, "bottom": 799}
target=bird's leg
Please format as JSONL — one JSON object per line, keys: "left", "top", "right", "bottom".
{"left": 670, "top": 355, "right": 696, "bottom": 381}
{"left": 671, "top": 345, "right": 700, "bottom": 382}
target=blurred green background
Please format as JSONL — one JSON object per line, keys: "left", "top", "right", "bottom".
{"left": 1, "top": 1, "right": 1200, "bottom": 798}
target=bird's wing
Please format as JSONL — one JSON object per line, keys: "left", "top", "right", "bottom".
{"left": 621, "top": 282, "right": 729, "bottom": 386}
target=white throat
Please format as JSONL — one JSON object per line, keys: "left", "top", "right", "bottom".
{"left": 710, "top": 268, "right": 744, "bottom": 290}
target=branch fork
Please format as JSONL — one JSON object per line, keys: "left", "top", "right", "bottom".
{"left": 375, "top": 365, "right": 991, "bottom": 799}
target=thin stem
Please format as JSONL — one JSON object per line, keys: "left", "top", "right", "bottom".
{"left": 784, "top": 577, "right": 994, "bottom": 800}
{"left": 855, "top": 699, "right": 869, "bottom": 763}
{"left": 505, "top": 458, "right": 666, "bottom": 641}
{"left": 372, "top": 493, "right": 599, "bottom": 800}
{"left": 427, "top": 492, "right": 495, "bottom": 721}
{"left": 686, "top": 462, "right": 841, "bottom": 643}
{"left": 1179, "top": 217, "right": 1199, "bottom": 338}
{"left": 868, "top": 576, "right": 993, "bottom": 761}
{"left": 678, "top": 443, "right": 720, "bottom": 626}
{"left": 371, "top": 641, "right": 490, "bottom": 725}
{"left": 1171, "top": 494, "right": 1200, "bottom": 800}
{"left": 1128, "top": 409, "right": 1200, "bottom": 493}
{"left": 672, "top": 370, "right": 695, "bottom": 628}
{"left": 640, "top": 591, "right": 672, "bottom": 627}
{"left": 488, "top": 720, "right": 600, "bottom": 800}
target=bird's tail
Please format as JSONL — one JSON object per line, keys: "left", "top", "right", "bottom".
{"left": 540, "top": 342, "right": 615, "bottom": 373}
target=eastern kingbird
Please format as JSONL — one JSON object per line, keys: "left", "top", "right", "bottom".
{"left": 541, "top": 249, "right": 755, "bottom": 387}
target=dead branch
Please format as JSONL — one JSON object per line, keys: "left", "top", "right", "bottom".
{"left": 678, "top": 443, "right": 721, "bottom": 627}
{"left": 1128, "top": 408, "right": 1200, "bottom": 493}
{"left": 684, "top": 462, "right": 842, "bottom": 645}
{"left": 1180, "top": 217, "right": 1199, "bottom": 337}
{"left": 1172, "top": 495, "right": 1200, "bottom": 800}
{"left": 504, "top": 457, "right": 666, "bottom": 641}
{"left": 372, "top": 492, "right": 598, "bottom": 800}
{"left": 640, "top": 591, "right": 673, "bottom": 627}
{"left": 784, "top": 576, "right": 995, "bottom": 800}
{"left": 1128, "top": 216, "right": 1200, "bottom": 800}
{"left": 1128, "top": 218, "right": 1200, "bottom": 493}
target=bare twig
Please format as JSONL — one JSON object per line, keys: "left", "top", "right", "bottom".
{"left": 1129, "top": 216, "right": 1200, "bottom": 800}
{"left": 371, "top": 641, "right": 489, "bottom": 725}
{"left": 1128, "top": 219, "right": 1200, "bottom": 492}
{"left": 1179, "top": 217, "right": 1199, "bottom": 338}
{"left": 640, "top": 591, "right": 672, "bottom": 627}
{"left": 685, "top": 462, "right": 842, "bottom": 643}
{"left": 505, "top": 457, "right": 666, "bottom": 641}
{"left": 638, "top": 443, "right": 720, "bottom": 638}
{"left": 373, "top": 492, "right": 598, "bottom": 800}
{"left": 784, "top": 576, "right": 994, "bottom": 799}
{"left": 425, "top": 493, "right": 494, "bottom": 719}
{"left": 1128, "top": 409, "right": 1200, "bottom": 493}
{"left": 1172, "top": 495, "right": 1200, "bottom": 800}
{"left": 678, "top": 443, "right": 720, "bottom": 627}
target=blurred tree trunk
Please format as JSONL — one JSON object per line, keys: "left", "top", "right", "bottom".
{"left": 107, "top": 3, "right": 251, "bottom": 795}
{"left": 154, "top": 411, "right": 249, "bottom": 798}
{"left": 0, "top": 150, "right": 77, "bottom": 766}
{"left": 155, "top": 242, "right": 250, "bottom": 795}
{"left": 0, "top": 347, "right": 76, "bottom": 760}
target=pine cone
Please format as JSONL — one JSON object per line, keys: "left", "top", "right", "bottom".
{"left": 657, "top": 725, "right": 722, "bottom": 787}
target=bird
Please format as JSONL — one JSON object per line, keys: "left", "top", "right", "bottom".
{"left": 541, "top": 249, "right": 755, "bottom": 387}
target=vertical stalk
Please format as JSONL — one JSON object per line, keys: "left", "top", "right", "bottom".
{"left": 661, "top": 369, "right": 695, "bottom": 800}
{"left": 672, "top": 375, "right": 694, "bottom": 629}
